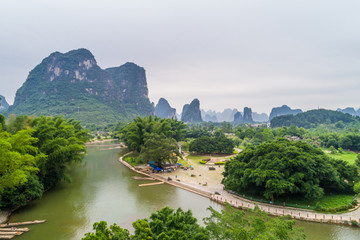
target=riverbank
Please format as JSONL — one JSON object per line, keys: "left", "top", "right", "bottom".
{"left": 0, "top": 209, "right": 10, "bottom": 224}
{"left": 118, "top": 156, "right": 360, "bottom": 226}
{"left": 86, "top": 139, "right": 118, "bottom": 144}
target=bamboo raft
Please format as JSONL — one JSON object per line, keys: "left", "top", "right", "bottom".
{"left": 0, "top": 220, "right": 45, "bottom": 239}
{"left": 0, "top": 220, "right": 45, "bottom": 228}
{"left": 0, "top": 236, "right": 15, "bottom": 239}
{"left": 0, "top": 228, "right": 29, "bottom": 232}
{"left": 132, "top": 176, "right": 155, "bottom": 181}
{"left": 138, "top": 182, "right": 164, "bottom": 187}
{"left": 0, "top": 232, "right": 23, "bottom": 236}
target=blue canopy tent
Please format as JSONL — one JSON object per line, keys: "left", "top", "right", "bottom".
{"left": 149, "top": 161, "right": 163, "bottom": 171}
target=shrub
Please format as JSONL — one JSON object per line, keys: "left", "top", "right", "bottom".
{"left": 215, "top": 162, "right": 225, "bottom": 165}
{"left": 199, "top": 160, "right": 207, "bottom": 164}
{"left": 351, "top": 220, "right": 359, "bottom": 226}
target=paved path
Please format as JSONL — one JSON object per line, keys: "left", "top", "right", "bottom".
{"left": 210, "top": 189, "right": 360, "bottom": 224}
{"left": 118, "top": 155, "right": 360, "bottom": 226}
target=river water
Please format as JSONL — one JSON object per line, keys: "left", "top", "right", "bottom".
{"left": 11, "top": 142, "right": 360, "bottom": 240}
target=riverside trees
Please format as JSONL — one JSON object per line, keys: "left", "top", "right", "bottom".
{"left": 222, "top": 139, "right": 359, "bottom": 202}
{"left": 0, "top": 114, "right": 89, "bottom": 208}
{"left": 189, "top": 132, "right": 235, "bottom": 154}
{"left": 119, "top": 116, "right": 185, "bottom": 165}
{"left": 83, "top": 205, "right": 305, "bottom": 240}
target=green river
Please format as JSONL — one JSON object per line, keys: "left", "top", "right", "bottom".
{"left": 10, "top": 142, "right": 360, "bottom": 240}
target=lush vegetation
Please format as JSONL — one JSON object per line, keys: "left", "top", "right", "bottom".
{"left": 0, "top": 114, "right": 89, "bottom": 208}
{"left": 83, "top": 205, "right": 305, "bottom": 240}
{"left": 189, "top": 131, "right": 235, "bottom": 154}
{"left": 222, "top": 139, "right": 359, "bottom": 202}
{"left": 270, "top": 109, "right": 359, "bottom": 128}
{"left": 118, "top": 116, "right": 186, "bottom": 165}
{"left": 8, "top": 49, "right": 153, "bottom": 127}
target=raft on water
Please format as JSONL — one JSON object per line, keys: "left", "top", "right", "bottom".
{"left": 0, "top": 235, "right": 15, "bottom": 239}
{"left": 132, "top": 176, "right": 155, "bottom": 181}
{"left": 138, "top": 182, "right": 164, "bottom": 187}
{"left": 0, "top": 220, "right": 45, "bottom": 228}
{"left": 0, "top": 228, "right": 29, "bottom": 232}
{"left": 0, "top": 232, "right": 23, "bottom": 236}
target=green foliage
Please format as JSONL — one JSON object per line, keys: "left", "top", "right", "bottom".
{"left": 119, "top": 116, "right": 185, "bottom": 165}
{"left": 314, "top": 194, "right": 355, "bottom": 212}
{"left": 222, "top": 139, "right": 359, "bottom": 201}
{"left": 199, "top": 160, "right": 207, "bottom": 164}
{"left": 5, "top": 114, "right": 34, "bottom": 134}
{"left": 138, "top": 133, "right": 178, "bottom": 165}
{"left": 189, "top": 133, "right": 235, "bottom": 154}
{"left": 214, "top": 162, "right": 225, "bottom": 165}
{"left": 83, "top": 206, "right": 208, "bottom": 240}
{"left": 32, "top": 116, "right": 90, "bottom": 189}
{"left": 147, "top": 206, "right": 208, "bottom": 239}
{"left": 185, "top": 125, "right": 212, "bottom": 138}
{"left": 0, "top": 115, "right": 89, "bottom": 208}
{"left": 0, "top": 129, "right": 43, "bottom": 194}
{"left": 84, "top": 205, "right": 304, "bottom": 240}
{"left": 82, "top": 221, "right": 130, "bottom": 240}
{"left": 8, "top": 50, "right": 153, "bottom": 127}
{"left": 354, "top": 182, "right": 360, "bottom": 194}
{"left": 270, "top": 109, "right": 359, "bottom": 129}
{"left": 119, "top": 116, "right": 185, "bottom": 153}
{"left": 329, "top": 145, "right": 337, "bottom": 154}
{"left": 204, "top": 204, "right": 305, "bottom": 240}
{"left": 0, "top": 114, "right": 5, "bottom": 130}
{"left": 0, "top": 175, "right": 43, "bottom": 208}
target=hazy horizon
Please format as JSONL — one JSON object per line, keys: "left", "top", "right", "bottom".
{"left": 1, "top": 0, "right": 360, "bottom": 114}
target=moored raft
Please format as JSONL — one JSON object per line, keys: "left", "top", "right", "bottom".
{"left": 0, "top": 228, "right": 29, "bottom": 232}
{"left": 0, "top": 232, "right": 23, "bottom": 236}
{"left": 138, "top": 182, "right": 164, "bottom": 187}
{"left": 0, "top": 235, "right": 15, "bottom": 239}
{"left": 132, "top": 176, "right": 155, "bottom": 181}
{"left": 0, "top": 220, "right": 45, "bottom": 228}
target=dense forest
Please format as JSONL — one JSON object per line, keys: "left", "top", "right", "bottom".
{"left": 222, "top": 139, "right": 359, "bottom": 202}
{"left": 0, "top": 114, "right": 89, "bottom": 208}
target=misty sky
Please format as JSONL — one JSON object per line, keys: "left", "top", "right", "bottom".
{"left": 1, "top": 0, "right": 360, "bottom": 114}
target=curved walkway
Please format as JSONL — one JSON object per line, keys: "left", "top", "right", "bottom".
{"left": 118, "top": 155, "right": 360, "bottom": 226}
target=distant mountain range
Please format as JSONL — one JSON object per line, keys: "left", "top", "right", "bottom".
{"left": 6, "top": 49, "right": 153, "bottom": 126}
{"left": 271, "top": 109, "right": 360, "bottom": 128}
{"left": 0, "top": 95, "right": 9, "bottom": 112}
{"left": 2, "top": 48, "right": 359, "bottom": 127}
{"left": 181, "top": 99, "right": 202, "bottom": 123}
{"left": 201, "top": 108, "right": 269, "bottom": 123}
{"left": 269, "top": 105, "right": 302, "bottom": 120}
{"left": 154, "top": 98, "right": 176, "bottom": 119}
{"left": 337, "top": 107, "right": 360, "bottom": 117}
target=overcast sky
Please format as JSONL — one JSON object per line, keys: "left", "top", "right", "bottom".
{"left": 1, "top": 0, "right": 360, "bottom": 114}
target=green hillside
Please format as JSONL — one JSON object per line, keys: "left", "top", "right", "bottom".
{"left": 8, "top": 49, "right": 153, "bottom": 126}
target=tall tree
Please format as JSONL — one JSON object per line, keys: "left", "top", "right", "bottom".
{"left": 138, "top": 133, "right": 178, "bottom": 165}
{"left": 222, "top": 139, "right": 358, "bottom": 201}
{"left": 0, "top": 129, "right": 44, "bottom": 194}
{"left": 32, "top": 116, "right": 89, "bottom": 189}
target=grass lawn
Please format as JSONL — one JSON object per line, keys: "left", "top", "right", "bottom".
{"left": 123, "top": 152, "right": 142, "bottom": 166}
{"left": 177, "top": 158, "right": 191, "bottom": 167}
{"left": 277, "top": 193, "right": 355, "bottom": 211}
{"left": 316, "top": 194, "right": 354, "bottom": 209}
{"left": 187, "top": 154, "right": 212, "bottom": 162}
{"left": 324, "top": 149, "right": 358, "bottom": 165}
